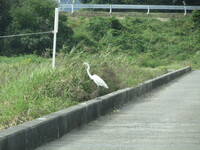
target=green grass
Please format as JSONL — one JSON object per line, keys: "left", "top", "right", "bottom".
{"left": 1, "top": 12, "right": 200, "bottom": 130}
{"left": 0, "top": 52, "right": 168, "bottom": 130}
{"left": 65, "top": 13, "right": 200, "bottom": 68}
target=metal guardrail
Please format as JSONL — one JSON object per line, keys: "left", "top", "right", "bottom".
{"left": 59, "top": 4, "right": 200, "bottom": 15}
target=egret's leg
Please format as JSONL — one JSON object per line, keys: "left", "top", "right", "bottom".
{"left": 96, "top": 96, "right": 100, "bottom": 99}
{"left": 96, "top": 86, "right": 101, "bottom": 99}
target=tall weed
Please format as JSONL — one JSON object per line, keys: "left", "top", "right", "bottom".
{"left": 0, "top": 52, "right": 166, "bottom": 130}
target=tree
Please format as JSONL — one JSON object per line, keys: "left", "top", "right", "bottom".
{"left": 0, "top": 0, "right": 26, "bottom": 55}
{"left": 0, "top": 0, "right": 26, "bottom": 36}
{"left": 1, "top": 0, "right": 73, "bottom": 56}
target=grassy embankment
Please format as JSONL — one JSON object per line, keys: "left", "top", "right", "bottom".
{"left": 1, "top": 12, "right": 200, "bottom": 130}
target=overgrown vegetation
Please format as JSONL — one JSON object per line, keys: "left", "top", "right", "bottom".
{"left": 1, "top": 0, "right": 200, "bottom": 130}
{"left": 62, "top": 13, "right": 200, "bottom": 68}
{"left": 0, "top": 53, "right": 168, "bottom": 130}
{"left": 191, "top": 10, "right": 200, "bottom": 29}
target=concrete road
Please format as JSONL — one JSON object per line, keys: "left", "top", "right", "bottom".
{"left": 36, "top": 71, "right": 200, "bottom": 150}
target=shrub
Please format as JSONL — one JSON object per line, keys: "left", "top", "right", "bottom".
{"left": 83, "top": 17, "right": 123, "bottom": 41}
{"left": 191, "top": 10, "right": 200, "bottom": 29}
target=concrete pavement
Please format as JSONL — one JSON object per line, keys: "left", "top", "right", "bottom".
{"left": 36, "top": 70, "right": 200, "bottom": 150}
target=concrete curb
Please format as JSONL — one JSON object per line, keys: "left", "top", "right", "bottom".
{"left": 0, "top": 66, "right": 191, "bottom": 150}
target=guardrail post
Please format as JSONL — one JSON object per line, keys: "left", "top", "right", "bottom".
{"left": 71, "top": 4, "right": 74, "bottom": 13}
{"left": 184, "top": 6, "right": 187, "bottom": 15}
{"left": 109, "top": 5, "right": 112, "bottom": 14}
{"left": 183, "top": 1, "right": 187, "bottom": 15}
{"left": 147, "top": 6, "right": 150, "bottom": 14}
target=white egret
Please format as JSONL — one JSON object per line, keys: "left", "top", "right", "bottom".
{"left": 83, "top": 62, "right": 108, "bottom": 89}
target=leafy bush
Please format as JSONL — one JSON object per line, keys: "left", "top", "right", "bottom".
{"left": 83, "top": 17, "right": 123, "bottom": 41}
{"left": 80, "top": 16, "right": 147, "bottom": 52}
{"left": 191, "top": 10, "right": 200, "bottom": 29}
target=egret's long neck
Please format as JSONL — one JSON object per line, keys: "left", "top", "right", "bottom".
{"left": 86, "top": 64, "right": 92, "bottom": 79}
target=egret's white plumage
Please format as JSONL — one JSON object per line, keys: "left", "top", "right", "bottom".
{"left": 83, "top": 62, "right": 108, "bottom": 89}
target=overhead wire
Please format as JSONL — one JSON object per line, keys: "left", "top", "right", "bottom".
{"left": 0, "top": 31, "right": 53, "bottom": 39}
